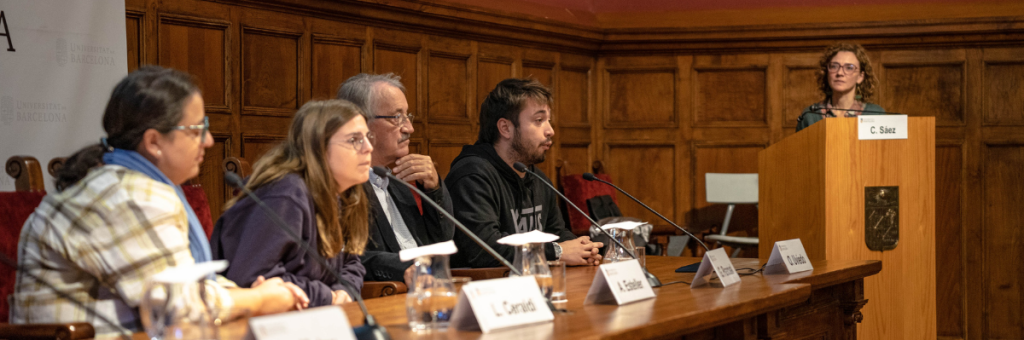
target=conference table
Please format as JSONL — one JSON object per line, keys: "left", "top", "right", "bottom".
{"left": 120, "top": 256, "right": 878, "bottom": 340}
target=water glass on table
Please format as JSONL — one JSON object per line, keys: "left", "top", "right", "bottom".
{"left": 548, "top": 260, "right": 567, "bottom": 303}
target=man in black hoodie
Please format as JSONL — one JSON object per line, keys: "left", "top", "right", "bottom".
{"left": 446, "top": 78, "right": 603, "bottom": 268}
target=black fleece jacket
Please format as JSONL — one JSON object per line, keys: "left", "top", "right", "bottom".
{"left": 444, "top": 142, "right": 577, "bottom": 268}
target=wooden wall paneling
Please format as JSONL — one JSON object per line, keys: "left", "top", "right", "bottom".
{"left": 981, "top": 47, "right": 1024, "bottom": 127}
{"left": 779, "top": 53, "right": 821, "bottom": 129}
{"left": 691, "top": 143, "right": 765, "bottom": 245}
{"left": 476, "top": 43, "right": 518, "bottom": 120}
{"left": 935, "top": 141, "right": 965, "bottom": 339}
{"left": 559, "top": 143, "right": 591, "bottom": 177}
{"left": 426, "top": 36, "right": 473, "bottom": 125}
{"left": 603, "top": 142, "right": 676, "bottom": 228}
{"left": 372, "top": 28, "right": 423, "bottom": 125}
{"left": 879, "top": 49, "right": 967, "bottom": 126}
{"left": 692, "top": 54, "right": 770, "bottom": 128}
{"left": 241, "top": 133, "right": 287, "bottom": 165}
{"left": 428, "top": 139, "right": 475, "bottom": 180}
{"left": 310, "top": 33, "right": 365, "bottom": 100}
{"left": 981, "top": 142, "right": 1024, "bottom": 340}
{"left": 240, "top": 25, "right": 303, "bottom": 117}
{"left": 558, "top": 63, "right": 591, "bottom": 127}
{"left": 603, "top": 57, "right": 678, "bottom": 129}
{"left": 522, "top": 50, "right": 559, "bottom": 178}
{"left": 125, "top": 10, "right": 145, "bottom": 73}
{"left": 198, "top": 134, "right": 231, "bottom": 222}
{"left": 158, "top": 14, "right": 231, "bottom": 113}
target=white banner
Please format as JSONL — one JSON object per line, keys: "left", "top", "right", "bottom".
{"left": 0, "top": 0, "right": 127, "bottom": 192}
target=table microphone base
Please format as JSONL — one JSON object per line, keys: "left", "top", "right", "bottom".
{"left": 645, "top": 270, "right": 663, "bottom": 288}
{"left": 353, "top": 316, "right": 391, "bottom": 340}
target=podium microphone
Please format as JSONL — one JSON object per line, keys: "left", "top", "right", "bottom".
{"left": 224, "top": 171, "right": 390, "bottom": 340}
{"left": 0, "top": 252, "right": 132, "bottom": 340}
{"left": 582, "top": 173, "right": 710, "bottom": 252}
{"left": 370, "top": 167, "right": 521, "bottom": 276}
{"left": 512, "top": 162, "right": 662, "bottom": 288}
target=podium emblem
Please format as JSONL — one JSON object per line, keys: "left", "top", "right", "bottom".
{"left": 865, "top": 186, "right": 899, "bottom": 251}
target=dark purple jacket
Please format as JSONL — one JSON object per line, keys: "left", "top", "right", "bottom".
{"left": 212, "top": 173, "right": 365, "bottom": 307}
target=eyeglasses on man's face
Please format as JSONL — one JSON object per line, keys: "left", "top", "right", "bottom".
{"left": 331, "top": 132, "right": 376, "bottom": 151}
{"left": 171, "top": 116, "right": 209, "bottom": 144}
{"left": 374, "top": 113, "right": 414, "bottom": 126}
{"left": 828, "top": 62, "right": 860, "bottom": 74}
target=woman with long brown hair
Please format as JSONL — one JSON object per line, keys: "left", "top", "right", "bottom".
{"left": 213, "top": 99, "right": 372, "bottom": 307}
{"left": 796, "top": 43, "right": 886, "bottom": 132}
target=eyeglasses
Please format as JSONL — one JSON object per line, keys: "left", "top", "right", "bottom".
{"left": 171, "top": 116, "right": 209, "bottom": 144}
{"left": 374, "top": 113, "right": 414, "bottom": 126}
{"left": 331, "top": 132, "right": 375, "bottom": 151}
{"left": 828, "top": 62, "right": 860, "bottom": 74}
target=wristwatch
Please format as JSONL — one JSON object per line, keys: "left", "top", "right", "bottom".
{"left": 552, "top": 242, "right": 562, "bottom": 260}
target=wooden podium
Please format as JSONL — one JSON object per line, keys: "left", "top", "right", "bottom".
{"left": 758, "top": 117, "right": 936, "bottom": 340}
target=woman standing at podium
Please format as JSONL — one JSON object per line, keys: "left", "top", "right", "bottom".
{"left": 796, "top": 43, "right": 886, "bottom": 132}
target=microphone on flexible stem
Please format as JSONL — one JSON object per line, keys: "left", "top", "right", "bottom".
{"left": 371, "top": 167, "right": 570, "bottom": 312}
{"left": 582, "top": 173, "right": 710, "bottom": 253}
{"left": 0, "top": 252, "right": 133, "bottom": 340}
{"left": 369, "top": 166, "right": 521, "bottom": 277}
{"left": 224, "top": 171, "right": 390, "bottom": 340}
{"left": 512, "top": 162, "right": 662, "bottom": 288}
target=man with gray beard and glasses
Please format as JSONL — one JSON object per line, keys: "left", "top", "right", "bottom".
{"left": 336, "top": 73, "right": 454, "bottom": 286}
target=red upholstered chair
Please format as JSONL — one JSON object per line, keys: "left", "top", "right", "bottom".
{"left": 181, "top": 182, "right": 215, "bottom": 240}
{"left": 2, "top": 156, "right": 47, "bottom": 323}
{"left": 560, "top": 161, "right": 619, "bottom": 236}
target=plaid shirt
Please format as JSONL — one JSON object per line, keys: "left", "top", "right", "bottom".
{"left": 11, "top": 165, "right": 235, "bottom": 335}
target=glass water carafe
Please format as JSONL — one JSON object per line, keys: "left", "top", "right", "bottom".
{"left": 511, "top": 242, "right": 553, "bottom": 299}
{"left": 603, "top": 226, "right": 637, "bottom": 263}
{"left": 140, "top": 279, "right": 217, "bottom": 340}
{"left": 406, "top": 254, "right": 458, "bottom": 331}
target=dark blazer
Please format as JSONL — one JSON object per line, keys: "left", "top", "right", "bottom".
{"left": 361, "top": 176, "right": 455, "bottom": 281}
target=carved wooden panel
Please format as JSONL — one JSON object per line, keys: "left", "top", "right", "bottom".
{"left": 311, "top": 35, "right": 363, "bottom": 100}
{"left": 692, "top": 144, "right": 763, "bottom": 238}
{"left": 374, "top": 43, "right": 420, "bottom": 118}
{"left": 558, "top": 144, "right": 590, "bottom": 177}
{"left": 159, "top": 15, "right": 229, "bottom": 110}
{"left": 606, "top": 69, "right": 676, "bottom": 128}
{"left": 523, "top": 62, "right": 554, "bottom": 88}
{"left": 428, "top": 51, "right": 471, "bottom": 122}
{"left": 983, "top": 62, "right": 1024, "bottom": 126}
{"left": 982, "top": 143, "right": 1024, "bottom": 340}
{"left": 604, "top": 144, "right": 675, "bottom": 222}
{"left": 935, "top": 143, "right": 964, "bottom": 338}
{"left": 559, "top": 67, "right": 589, "bottom": 126}
{"left": 242, "top": 27, "right": 301, "bottom": 115}
{"left": 694, "top": 68, "right": 767, "bottom": 126}
{"left": 429, "top": 141, "right": 472, "bottom": 179}
{"left": 125, "top": 12, "right": 143, "bottom": 73}
{"left": 241, "top": 134, "right": 286, "bottom": 164}
{"left": 784, "top": 67, "right": 821, "bottom": 126}
{"left": 478, "top": 57, "right": 514, "bottom": 114}
{"left": 883, "top": 64, "right": 964, "bottom": 125}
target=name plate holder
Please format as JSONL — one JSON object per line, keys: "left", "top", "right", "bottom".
{"left": 584, "top": 259, "right": 656, "bottom": 305}
{"left": 691, "top": 247, "right": 742, "bottom": 288}
{"left": 450, "top": 276, "right": 554, "bottom": 333}
{"left": 764, "top": 238, "right": 814, "bottom": 274}
{"left": 858, "top": 114, "right": 908, "bottom": 140}
{"left": 249, "top": 306, "right": 355, "bottom": 340}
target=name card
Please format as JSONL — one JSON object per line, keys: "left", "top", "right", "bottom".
{"left": 449, "top": 276, "right": 553, "bottom": 333}
{"left": 858, "top": 115, "right": 908, "bottom": 140}
{"left": 584, "top": 259, "right": 656, "bottom": 305}
{"left": 765, "top": 238, "right": 813, "bottom": 274}
{"left": 691, "top": 248, "right": 741, "bottom": 288}
{"left": 249, "top": 306, "right": 355, "bottom": 340}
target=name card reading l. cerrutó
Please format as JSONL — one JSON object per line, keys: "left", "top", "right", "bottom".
{"left": 690, "top": 247, "right": 741, "bottom": 288}
{"left": 449, "top": 276, "right": 554, "bottom": 333}
{"left": 584, "top": 259, "right": 656, "bottom": 305}
{"left": 764, "top": 238, "right": 814, "bottom": 275}
{"left": 249, "top": 306, "right": 356, "bottom": 340}
{"left": 858, "top": 114, "right": 908, "bottom": 140}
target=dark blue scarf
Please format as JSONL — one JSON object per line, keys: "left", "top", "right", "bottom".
{"left": 102, "top": 148, "right": 213, "bottom": 265}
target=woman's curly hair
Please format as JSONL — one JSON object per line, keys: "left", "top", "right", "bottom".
{"left": 816, "top": 43, "right": 877, "bottom": 101}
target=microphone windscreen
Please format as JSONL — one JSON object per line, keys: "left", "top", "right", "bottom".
{"left": 224, "top": 170, "right": 244, "bottom": 188}
{"left": 512, "top": 162, "right": 528, "bottom": 172}
{"left": 582, "top": 173, "right": 597, "bottom": 181}
{"left": 371, "top": 166, "right": 390, "bottom": 178}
